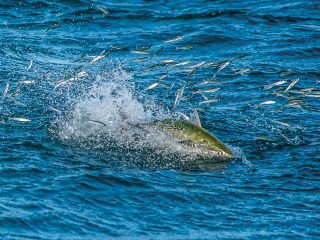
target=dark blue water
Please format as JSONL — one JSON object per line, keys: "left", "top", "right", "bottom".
{"left": 1, "top": 0, "right": 320, "bottom": 239}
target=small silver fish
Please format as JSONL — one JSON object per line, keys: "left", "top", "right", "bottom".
{"left": 98, "top": 6, "right": 109, "bottom": 16}
{"left": 172, "top": 61, "right": 191, "bottom": 68}
{"left": 26, "top": 60, "right": 33, "bottom": 71}
{"left": 144, "top": 82, "right": 159, "bottom": 91}
{"left": 165, "top": 35, "right": 184, "bottom": 43}
{"left": 192, "top": 88, "right": 220, "bottom": 96}
{"left": 131, "top": 50, "right": 149, "bottom": 55}
{"left": 264, "top": 80, "right": 287, "bottom": 90}
{"left": 77, "top": 71, "right": 88, "bottom": 78}
{"left": 2, "top": 83, "right": 9, "bottom": 99}
{"left": 178, "top": 112, "right": 190, "bottom": 121}
{"left": 132, "top": 57, "right": 148, "bottom": 62}
{"left": 151, "top": 46, "right": 164, "bottom": 58}
{"left": 300, "top": 88, "right": 314, "bottom": 93}
{"left": 200, "top": 92, "right": 208, "bottom": 101}
{"left": 192, "top": 78, "right": 219, "bottom": 87}
{"left": 201, "top": 88, "right": 220, "bottom": 94}
{"left": 10, "top": 117, "right": 31, "bottom": 122}
{"left": 200, "top": 98, "right": 219, "bottom": 105}
{"left": 159, "top": 59, "right": 175, "bottom": 64}
{"left": 187, "top": 61, "right": 206, "bottom": 70}
{"left": 259, "top": 100, "right": 276, "bottom": 106}
{"left": 20, "top": 80, "right": 35, "bottom": 84}
{"left": 284, "top": 78, "right": 299, "bottom": 93}
{"left": 234, "top": 68, "right": 251, "bottom": 75}
{"left": 173, "top": 86, "right": 185, "bottom": 108}
{"left": 176, "top": 45, "right": 193, "bottom": 50}
{"left": 271, "top": 120, "right": 290, "bottom": 127}
{"left": 204, "top": 61, "right": 219, "bottom": 68}
{"left": 90, "top": 55, "right": 105, "bottom": 63}
{"left": 217, "top": 61, "right": 230, "bottom": 72}
{"left": 304, "top": 94, "right": 320, "bottom": 98}
{"left": 159, "top": 74, "right": 168, "bottom": 80}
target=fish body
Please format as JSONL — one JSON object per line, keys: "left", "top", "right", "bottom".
{"left": 139, "top": 119, "right": 233, "bottom": 159}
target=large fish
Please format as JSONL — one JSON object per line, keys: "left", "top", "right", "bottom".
{"left": 138, "top": 118, "right": 233, "bottom": 160}
{"left": 88, "top": 110, "right": 233, "bottom": 162}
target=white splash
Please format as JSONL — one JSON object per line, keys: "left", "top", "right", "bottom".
{"left": 56, "top": 65, "right": 171, "bottom": 150}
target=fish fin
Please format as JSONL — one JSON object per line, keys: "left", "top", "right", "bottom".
{"left": 191, "top": 108, "right": 201, "bottom": 128}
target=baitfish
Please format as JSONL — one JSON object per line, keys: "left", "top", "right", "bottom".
{"left": 138, "top": 118, "right": 233, "bottom": 159}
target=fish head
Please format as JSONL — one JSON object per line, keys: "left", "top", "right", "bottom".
{"left": 157, "top": 119, "right": 233, "bottom": 159}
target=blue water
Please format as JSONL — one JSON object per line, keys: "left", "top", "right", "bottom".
{"left": 1, "top": 0, "right": 320, "bottom": 239}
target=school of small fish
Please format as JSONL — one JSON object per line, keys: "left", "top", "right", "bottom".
{"left": 1, "top": 5, "right": 319, "bottom": 132}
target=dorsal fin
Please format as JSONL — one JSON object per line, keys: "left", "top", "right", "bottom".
{"left": 191, "top": 108, "right": 201, "bottom": 128}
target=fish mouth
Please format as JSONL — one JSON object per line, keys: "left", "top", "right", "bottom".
{"left": 179, "top": 142, "right": 233, "bottom": 159}
{"left": 195, "top": 147, "right": 233, "bottom": 159}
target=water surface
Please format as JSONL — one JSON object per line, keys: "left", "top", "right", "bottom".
{"left": 0, "top": 0, "right": 319, "bottom": 239}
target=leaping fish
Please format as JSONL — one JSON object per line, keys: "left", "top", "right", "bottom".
{"left": 138, "top": 116, "right": 233, "bottom": 160}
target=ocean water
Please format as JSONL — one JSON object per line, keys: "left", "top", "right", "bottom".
{"left": 0, "top": 0, "right": 319, "bottom": 239}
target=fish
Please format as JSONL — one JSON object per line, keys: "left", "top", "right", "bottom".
{"left": 159, "top": 59, "right": 175, "bottom": 64}
{"left": 171, "top": 61, "right": 191, "bottom": 68}
{"left": 177, "top": 112, "right": 190, "bottom": 121}
{"left": 264, "top": 80, "right": 287, "bottom": 90}
{"left": 204, "top": 61, "right": 219, "bottom": 68}
{"left": 159, "top": 73, "right": 168, "bottom": 80}
{"left": 186, "top": 67, "right": 199, "bottom": 78}
{"left": 300, "top": 88, "right": 314, "bottom": 93}
{"left": 2, "top": 83, "right": 9, "bottom": 99}
{"left": 9, "top": 117, "right": 31, "bottom": 122}
{"left": 138, "top": 118, "right": 233, "bottom": 159}
{"left": 304, "top": 94, "right": 320, "bottom": 98}
{"left": 76, "top": 71, "right": 88, "bottom": 78}
{"left": 191, "top": 78, "right": 219, "bottom": 87}
{"left": 284, "top": 78, "right": 299, "bottom": 93}
{"left": 151, "top": 46, "right": 164, "bottom": 58}
{"left": 271, "top": 120, "right": 290, "bottom": 127}
{"left": 20, "top": 80, "right": 35, "bottom": 84}
{"left": 54, "top": 71, "right": 87, "bottom": 88}
{"left": 26, "top": 60, "right": 33, "bottom": 71}
{"left": 191, "top": 88, "right": 220, "bottom": 97}
{"left": 90, "top": 55, "right": 105, "bottom": 63}
{"left": 217, "top": 61, "right": 230, "bottom": 72}
{"left": 131, "top": 50, "right": 149, "bottom": 55}
{"left": 98, "top": 6, "right": 109, "bottom": 16}
{"left": 285, "top": 100, "right": 303, "bottom": 108}
{"left": 233, "top": 68, "right": 251, "bottom": 75}
{"left": 199, "top": 88, "right": 220, "bottom": 94}
{"left": 200, "top": 98, "right": 219, "bottom": 105}
{"left": 173, "top": 86, "right": 185, "bottom": 109}
{"left": 45, "top": 24, "right": 60, "bottom": 33}
{"left": 259, "top": 100, "right": 276, "bottom": 106}
{"left": 187, "top": 61, "right": 206, "bottom": 70}
{"left": 131, "top": 45, "right": 152, "bottom": 55}
{"left": 132, "top": 57, "right": 148, "bottom": 62}
{"left": 176, "top": 45, "right": 193, "bottom": 50}
{"left": 165, "top": 35, "right": 184, "bottom": 43}
{"left": 144, "top": 82, "right": 159, "bottom": 91}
